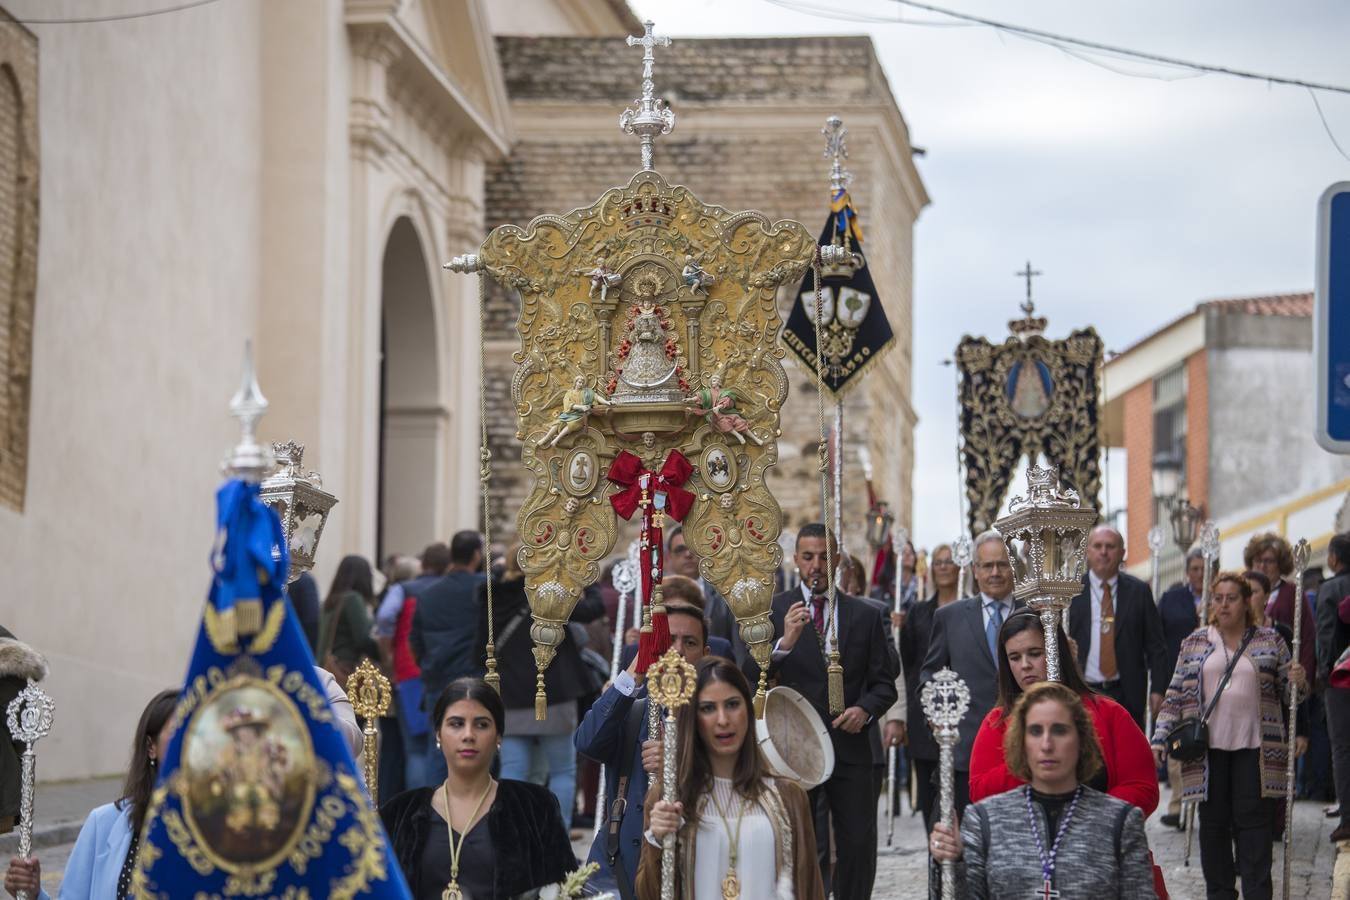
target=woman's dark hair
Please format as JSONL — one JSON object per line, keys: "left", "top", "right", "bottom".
{"left": 675, "top": 657, "right": 768, "bottom": 828}
{"left": 324, "top": 554, "right": 374, "bottom": 612}
{"left": 432, "top": 677, "right": 506, "bottom": 737}
{"left": 1243, "top": 570, "right": 1272, "bottom": 596}
{"left": 994, "top": 609, "right": 1094, "bottom": 715}
{"left": 117, "top": 689, "right": 180, "bottom": 838}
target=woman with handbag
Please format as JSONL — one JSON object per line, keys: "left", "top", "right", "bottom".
{"left": 1152, "top": 571, "right": 1307, "bottom": 900}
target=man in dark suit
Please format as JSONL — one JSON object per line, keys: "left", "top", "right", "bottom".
{"left": 1069, "top": 525, "right": 1167, "bottom": 731}
{"left": 920, "top": 531, "right": 1020, "bottom": 823}
{"left": 1155, "top": 546, "right": 1209, "bottom": 827}
{"left": 747, "top": 523, "right": 897, "bottom": 900}
{"left": 1315, "top": 532, "right": 1350, "bottom": 842}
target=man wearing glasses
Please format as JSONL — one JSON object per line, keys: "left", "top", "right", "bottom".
{"left": 919, "top": 530, "right": 1021, "bottom": 819}
{"left": 666, "top": 525, "right": 744, "bottom": 664}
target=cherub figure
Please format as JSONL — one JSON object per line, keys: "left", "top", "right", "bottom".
{"left": 577, "top": 253, "right": 622, "bottom": 302}
{"left": 539, "top": 376, "right": 611, "bottom": 448}
{"left": 687, "top": 374, "right": 763, "bottom": 446}
{"left": 681, "top": 254, "right": 714, "bottom": 294}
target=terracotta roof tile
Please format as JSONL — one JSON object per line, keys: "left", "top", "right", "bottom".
{"left": 1198, "top": 292, "right": 1312, "bottom": 317}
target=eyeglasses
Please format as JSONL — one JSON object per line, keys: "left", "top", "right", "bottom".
{"left": 932, "top": 558, "right": 957, "bottom": 567}
{"left": 1211, "top": 594, "right": 1246, "bottom": 605}
{"left": 977, "top": 561, "right": 1011, "bottom": 572}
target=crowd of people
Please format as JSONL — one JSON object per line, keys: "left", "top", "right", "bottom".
{"left": 5, "top": 525, "right": 1350, "bottom": 899}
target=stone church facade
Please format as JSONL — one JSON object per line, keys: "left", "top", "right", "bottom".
{"left": 0, "top": 0, "right": 922, "bottom": 781}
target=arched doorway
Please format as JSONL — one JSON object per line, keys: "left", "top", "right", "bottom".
{"left": 378, "top": 217, "right": 441, "bottom": 562}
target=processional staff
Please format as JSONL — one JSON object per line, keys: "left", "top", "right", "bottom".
{"left": 645, "top": 647, "right": 697, "bottom": 900}
{"left": 921, "top": 668, "right": 970, "bottom": 900}
{"left": 1282, "top": 538, "right": 1312, "bottom": 900}
{"left": 1185, "top": 519, "right": 1221, "bottom": 867}
{"left": 594, "top": 546, "right": 639, "bottom": 841}
{"left": 347, "top": 657, "right": 392, "bottom": 807}
{"left": 6, "top": 681, "right": 54, "bottom": 900}
{"left": 1147, "top": 525, "right": 1164, "bottom": 605}
{"left": 886, "top": 525, "right": 909, "bottom": 847}
{"left": 952, "top": 535, "right": 973, "bottom": 600}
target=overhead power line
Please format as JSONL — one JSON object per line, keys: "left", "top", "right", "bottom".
{"left": 11, "top": 0, "right": 222, "bottom": 25}
{"left": 886, "top": 0, "right": 1350, "bottom": 95}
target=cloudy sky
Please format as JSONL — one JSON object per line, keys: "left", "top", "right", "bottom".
{"left": 632, "top": 0, "right": 1350, "bottom": 547}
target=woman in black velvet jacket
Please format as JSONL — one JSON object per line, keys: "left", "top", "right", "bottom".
{"left": 380, "top": 678, "right": 577, "bottom": 899}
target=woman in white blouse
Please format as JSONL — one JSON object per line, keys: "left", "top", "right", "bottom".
{"left": 636, "top": 657, "right": 824, "bottom": 900}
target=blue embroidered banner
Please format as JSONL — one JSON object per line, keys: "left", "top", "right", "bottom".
{"left": 132, "top": 479, "right": 411, "bottom": 899}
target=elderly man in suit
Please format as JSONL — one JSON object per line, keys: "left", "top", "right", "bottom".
{"left": 747, "top": 522, "right": 897, "bottom": 900}
{"left": 920, "top": 530, "right": 1020, "bottom": 825}
{"left": 1069, "top": 525, "right": 1167, "bottom": 730}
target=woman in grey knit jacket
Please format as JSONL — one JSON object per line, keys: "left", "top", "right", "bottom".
{"left": 930, "top": 682, "right": 1156, "bottom": 898}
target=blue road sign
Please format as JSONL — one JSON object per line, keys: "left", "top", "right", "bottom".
{"left": 1316, "top": 182, "right": 1350, "bottom": 453}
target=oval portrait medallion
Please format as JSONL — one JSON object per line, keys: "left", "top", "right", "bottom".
{"left": 180, "top": 676, "right": 316, "bottom": 872}
{"left": 701, "top": 445, "right": 737, "bottom": 492}
{"left": 563, "top": 448, "right": 599, "bottom": 496}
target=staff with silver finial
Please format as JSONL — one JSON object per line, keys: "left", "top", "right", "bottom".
{"left": 1147, "top": 525, "right": 1164, "bottom": 606}
{"left": 1282, "top": 538, "right": 1312, "bottom": 899}
{"left": 952, "top": 535, "right": 973, "bottom": 599}
{"left": 922, "top": 668, "right": 971, "bottom": 900}
{"left": 7, "top": 682, "right": 55, "bottom": 900}
{"left": 886, "top": 524, "right": 910, "bottom": 846}
{"left": 619, "top": 20, "right": 674, "bottom": 172}
{"left": 593, "top": 544, "right": 640, "bottom": 840}
{"left": 1183, "top": 519, "right": 1221, "bottom": 867}
{"left": 645, "top": 647, "right": 698, "bottom": 900}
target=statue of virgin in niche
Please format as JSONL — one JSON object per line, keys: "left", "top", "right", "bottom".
{"left": 613, "top": 272, "right": 679, "bottom": 397}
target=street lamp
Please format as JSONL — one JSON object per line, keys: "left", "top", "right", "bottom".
{"left": 1151, "top": 448, "right": 1202, "bottom": 552}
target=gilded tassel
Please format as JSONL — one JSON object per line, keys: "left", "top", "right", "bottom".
{"left": 484, "top": 640, "right": 501, "bottom": 694}
{"left": 827, "top": 650, "right": 844, "bottom": 715}
{"left": 754, "top": 668, "right": 768, "bottom": 719}
{"left": 535, "top": 671, "right": 548, "bottom": 720}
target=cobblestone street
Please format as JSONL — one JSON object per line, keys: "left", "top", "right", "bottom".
{"left": 872, "top": 796, "right": 1343, "bottom": 899}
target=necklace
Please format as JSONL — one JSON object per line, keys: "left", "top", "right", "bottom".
{"left": 708, "top": 779, "right": 750, "bottom": 900}
{"left": 441, "top": 776, "right": 494, "bottom": 900}
{"left": 1023, "top": 785, "right": 1082, "bottom": 899}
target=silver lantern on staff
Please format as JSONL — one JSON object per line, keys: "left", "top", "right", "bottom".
{"left": 259, "top": 440, "right": 338, "bottom": 585}
{"left": 994, "top": 464, "right": 1097, "bottom": 682}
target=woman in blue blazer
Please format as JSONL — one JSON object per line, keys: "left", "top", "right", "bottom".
{"left": 4, "top": 689, "right": 176, "bottom": 899}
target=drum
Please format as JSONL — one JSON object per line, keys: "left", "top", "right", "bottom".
{"left": 755, "top": 685, "right": 834, "bottom": 789}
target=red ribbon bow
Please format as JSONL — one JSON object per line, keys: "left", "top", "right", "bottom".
{"left": 606, "top": 450, "right": 695, "bottom": 673}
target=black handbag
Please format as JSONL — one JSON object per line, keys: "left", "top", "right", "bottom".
{"left": 1166, "top": 628, "right": 1255, "bottom": 762}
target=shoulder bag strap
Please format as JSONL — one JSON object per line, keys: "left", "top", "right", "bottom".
{"left": 606, "top": 696, "right": 648, "bottom": 900}
{"left": 1199, "top": 628, "right": 1257, "bottom": 724}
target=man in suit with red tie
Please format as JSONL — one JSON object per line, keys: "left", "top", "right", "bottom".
{"left": 746, "top": 522, "right": 898, "bottom": 900}
{"left": 1069, "top": 525, "right": 1168, "bottom": 730}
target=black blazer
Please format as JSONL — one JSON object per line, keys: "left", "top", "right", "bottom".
{"left": 1069, "top": 572, "right": 1167, "bottom": 729}
{"left": 1157, "top": 583, "right": 1200, "bottom": 686}
{"left": 380, "top": 780, "right": 576, "bottom": 899}
{"left": 919, "top": 595, "right": 1019, "bottom": 771}
{"left": 746, "top": 588, "right": 899, "bottom": 767}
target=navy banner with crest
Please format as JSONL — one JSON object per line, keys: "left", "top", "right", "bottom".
{"left": 132, "top": 479, "right": 411, "bottom": 899}
{"left": 783, "top": 190, "right": 894, "bottom": 400}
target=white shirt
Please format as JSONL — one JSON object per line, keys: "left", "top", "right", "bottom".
{"left": 1085, "top": 571, "right": 1120, "bottom": 682}
{"left": 692, "top": 777, "right": 780, "bottom": 900}
{"left": 613, "top": 669, "right": 638, "bottom": 697}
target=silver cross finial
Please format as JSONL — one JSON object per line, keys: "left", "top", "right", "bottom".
{"left": 619, "top": 20, "right": 675, "bottom": 172}
{"left": 823, "top": 115, "right": 852, "bottom": 193}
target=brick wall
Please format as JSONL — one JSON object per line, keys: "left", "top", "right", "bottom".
{"left": 481, "top": 35, "right": 924, "bottom": 552}
{"left": 1123, "top": 381, "right": 1154, "bottom": 562}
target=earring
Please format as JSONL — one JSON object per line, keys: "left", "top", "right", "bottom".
{"left": 435, "top": 740, "right": 441, "bottom": 750}
{"left": 148, "top": 756, "right": 157, "bottom": 769}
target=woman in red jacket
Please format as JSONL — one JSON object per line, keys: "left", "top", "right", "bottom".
{"left": 969, "top": 609, "right": 1160, "bottom": 813}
